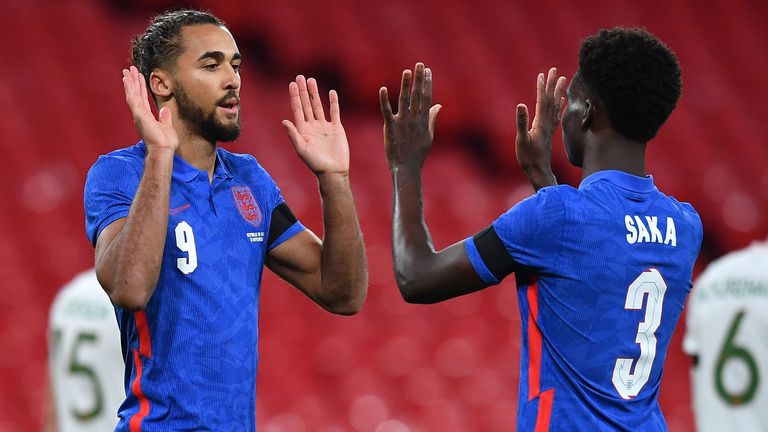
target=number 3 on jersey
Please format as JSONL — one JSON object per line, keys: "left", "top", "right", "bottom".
{"left": 175, "top": 221, "right": 197, "bottom": 274}
{"left": 612, "top": 268, "right": 667, "bottom": 399}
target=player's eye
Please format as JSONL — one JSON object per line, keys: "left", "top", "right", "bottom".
{"left": 231, "top": 63, "right": 241, "bottom": 73}
{"left": 203, "top": 63, "right": 219, "bottom": 71}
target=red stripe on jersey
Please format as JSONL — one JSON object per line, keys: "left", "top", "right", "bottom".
{"left": 527, "top": 280, "right": 541, "bottom": 400}
{"left": 129, "top": 349, "right": 150, "bottom": 432}
{"left": 534, "top": 388, "right": 555, "bottom": 432}
{"left": 134, "top": 311, "right": 152, "bottom": 358}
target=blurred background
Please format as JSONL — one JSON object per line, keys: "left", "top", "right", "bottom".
{"left": 1, "top": 0, "right": 766, "bottom": 430}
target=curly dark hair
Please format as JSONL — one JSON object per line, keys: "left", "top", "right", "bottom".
{"left": 578, "top": 27, "right": 682, "bottom": 143}
{"left": 131, "top": 9, "right": 225, "bottom": 98}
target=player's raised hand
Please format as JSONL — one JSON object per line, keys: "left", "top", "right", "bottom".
{"left": 282, "top": 76, "right": 350, "bottom": 176}
{"left": 121, "top": 66, "right": 178, "bottom": 153}
{"left": 515, "top": 67, "right": 566, "bottom": 190}
{"left": 379, "top": 62, "right": 442, "bottom": 171}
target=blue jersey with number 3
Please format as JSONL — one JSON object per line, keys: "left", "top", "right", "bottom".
{"left": 465, "top": 170, "right": 702, "bottom": 431}
{"left": 84, "top": 141, "right": 304, "bottom": 431}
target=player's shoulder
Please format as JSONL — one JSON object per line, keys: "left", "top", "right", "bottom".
{"left": 544, "top": 183, "right": 579, "bottom": 200}
{"left": 88, "top": 141, "right": 146, "bottom": 174}
{"left": 496, "top": 185, "right": 571, "bottom": 227}
{"left": 524, "top": 184, "right": 576, "bottom": 213}
{"left": 512, "top": 184, "right": 575, "bottom": 214}
{"left": 657, "top": 190, "right": 700, "bottom": 218}
{"left": 656, "top": 190, "right": 703, "bottom": 233}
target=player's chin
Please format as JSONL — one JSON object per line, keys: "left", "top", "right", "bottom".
{"left": 220, "top": 114, "right": 240, "bottom": 126}
{"left": 217, "top": 105, "right": 240, "bottom": 119}
{"left": 216, "top": 112, "right": 240, "bottom": 127}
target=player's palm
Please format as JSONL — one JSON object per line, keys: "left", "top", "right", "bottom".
{"left": 122, "top": 66, "right": 179, "bottom": 153}
{"left": 283, "top": 76, "right": 349, "bottom": 175}
{"left": 379, "top": 63, "right": 442, "bottom": 171}
{"left": 516, "top": 68, "right": 566, "bottom": 179}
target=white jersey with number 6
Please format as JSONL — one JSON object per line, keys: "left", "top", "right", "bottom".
{"left": 684, "top": 241, "right": 768, "bottom": 432}
{"left": 48, "top": 269, "right": 124, "bottom": 432}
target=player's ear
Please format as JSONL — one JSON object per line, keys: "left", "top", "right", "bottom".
{"left": 581, "top": 99, "right": 593, "bottom": 130}
{"left": 150, "top": 69, "right": 173, "bottom": 98}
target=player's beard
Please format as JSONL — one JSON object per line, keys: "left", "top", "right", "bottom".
{"left": 175, "top": 84, "right": 241, "bottom": 143}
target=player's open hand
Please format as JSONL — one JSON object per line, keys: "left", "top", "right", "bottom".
{"left": 379, "top": 62, "right": 442, "bottom": 172}
{"left": 122, "top": 65, "right": 178, "bottom": 154}
{"left": 516, "top": 67, "right": 566, "bottom": 190}
{"left": 282, "top": 76, "right": 349, "bottom": 177}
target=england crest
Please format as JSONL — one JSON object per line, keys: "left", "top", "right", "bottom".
{"left": 231, "top": 186, "right": 263, "bottom": 227}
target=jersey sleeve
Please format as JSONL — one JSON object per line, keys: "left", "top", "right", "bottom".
{"left": 464, "top": 187, "right": 566, "bottom": 284}
{"left": 265, "top": 176, "right": 305, "bottom": 251}
{"left": 268, "top": 202, "right": 304, "bottom": 250}
{"left": 84, "top": 155, "right": 141, "bottom": 246}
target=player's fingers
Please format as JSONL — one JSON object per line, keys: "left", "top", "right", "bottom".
{"left": 287, "top": 81, "right": 306, "bottom": 127}
{"left": 533, "top": 73, "right": 545, "bottom": 129}
{"left": 428, "top": 104, "right": 441, "bottom": 138}
{"left": 398, "top": 69, "right": 412, "bottom": 115}
{"left": 122, "top": 71, "right": 144, "bottom": 116}
{"left": 410, "top": 62, "right": 425, "bottom": 112}
{"left": 137, "top": 71, "right": 153, "bottom": 114}
{"left": 422, "top": 67, "right": 433, "bottom": 114}
{"left": 136, "top": 66, "right": 148, "bottom": 101}
{"left": 126, "top": 67, "right": 147, "bottom": 113}
{"left": 516, "top": 104, "right": 530, "bottom": 138}
{"left": 379, "top": 87, "right": 394, "bottom": 124}
{"left": 296, "top": 75, "right": 314, "bottom": 122}
{"left": 545, "top": 67, "right": 558, "bottom": 98}
{"left": 158, "top": 106, "right": 173, "bottom": 127}
{"left": 122, "top": 70, "right": 133, "bottom": 100}
{"left": 282, "top": 120, "right": 304, "bottom": 150}
{"left": 553, "top": 76, "right": 567, "bottom": 123}
{"left": 543, "top": 67, "right": 558, "bottom": 120}
{"left": 329, "top": 90, "right": 341, "bottom": 124}
{"left": 307, "top": 78, "right": 326, "bottom": 121}
{"left": 123, "top": 68, "right": 136, "bottom": 95}
{"left": 131, "top": 66, "right": 143, "bottom": 95}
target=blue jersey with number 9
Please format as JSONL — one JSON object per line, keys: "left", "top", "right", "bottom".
{"left": 84, "top": 141, "right": 305, "bottom": 431}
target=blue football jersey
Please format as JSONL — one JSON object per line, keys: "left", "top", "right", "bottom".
{"left": 465, "top": 170, "right": 702, "bottom": 431}
{"left": 84, "top": 141, "right": 304, "bottom": 431}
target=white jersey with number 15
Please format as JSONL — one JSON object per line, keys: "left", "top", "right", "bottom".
{"left": 48, "top": 269, "right": 124, "bottom": 432}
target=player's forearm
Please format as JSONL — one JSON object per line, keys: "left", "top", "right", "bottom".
{"left": 316, "top": 172, "right": 368, "bottom": 315}
{"left": 390, "top": 166, "right": 442, "bottom": 301}
{"left": 97, "top": 149, "right": 174, "bottom": 310}
{"left": 390, "top": 167, "right": 493, "bottom": 303}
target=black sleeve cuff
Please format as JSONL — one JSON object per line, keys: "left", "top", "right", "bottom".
{"left": 473, "top": 225, "right": 517, "bottom": 281}
{"left": 268, "top": 202, "right": 298, "bottom": 246}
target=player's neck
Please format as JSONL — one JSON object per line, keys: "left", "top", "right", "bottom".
{"left": 174, "top": 120, "right": 217, "bottom": 182}
{"left": 581, "top": 135, "right": 646, "bottom": 180}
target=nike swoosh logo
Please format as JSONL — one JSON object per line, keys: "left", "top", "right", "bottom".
{"left": 169, "top": 204, "right": 191, "bottom": 216}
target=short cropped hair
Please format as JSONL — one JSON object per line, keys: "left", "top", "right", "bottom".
{"left": 578, "top": 27, "right": 682, "bottom": 142}
{"left": 131, "top": 9, "right": 224, "bottom": 97}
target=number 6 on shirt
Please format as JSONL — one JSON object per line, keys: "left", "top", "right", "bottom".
{"left": 612, "top": 268, "right": 667, "bottom": 399}
{"left": 175, "top": 221, "right": 198, "bottom": 274}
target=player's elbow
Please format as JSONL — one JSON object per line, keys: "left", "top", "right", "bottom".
{"left": 322, "top": 284, "right": 368, "bottom": 315}
{"left": 96, "top": 269, "right": 153, "bottom": 310}
{"left": 326, "top": 300, "right": 362, "bottom": 315}
{"left": 111, "top": 290, "right": 151, "bottom": 311}
{"left": 104, "top": 283, "right": 151, "bottom": 310}
{"left": 394, "top": 253, "right": 443, "bottom": 304}
{"left": 395, "top": 272, "right": 433, "bottom": 304}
